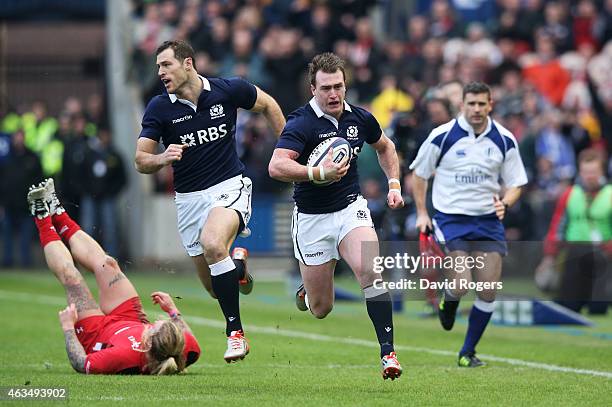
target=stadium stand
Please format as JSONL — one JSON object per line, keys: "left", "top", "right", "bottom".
{"left": 0, "top": 1, "right": 610, "bottom": 306}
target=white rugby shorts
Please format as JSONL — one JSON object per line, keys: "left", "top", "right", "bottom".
{"left": 175, "top": 175, "right": 252, "bottom": 256}
{"left": 291, "top": 195, "right": 374, "bottom": 266}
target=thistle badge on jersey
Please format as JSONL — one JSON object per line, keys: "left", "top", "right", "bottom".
{"left": 346, "top": 125, "right": 359, "bottom": 140}
{"left": 210, "top": 104, "right": 225, "bottom": 119}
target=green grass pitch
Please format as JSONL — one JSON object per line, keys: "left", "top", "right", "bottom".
{"left": 1, "top": 270, "right": 611, "bottom": 406}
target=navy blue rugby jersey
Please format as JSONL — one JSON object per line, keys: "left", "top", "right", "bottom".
{"left": 276, "top": 98, "right": 382, "bottom": 214}
{"left": 139, "top": 75, "right": 257, "bottom": 192}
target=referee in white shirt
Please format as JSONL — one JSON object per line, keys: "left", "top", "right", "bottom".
{"left": 410, "top": 82, "right": 528, "bottom": 367}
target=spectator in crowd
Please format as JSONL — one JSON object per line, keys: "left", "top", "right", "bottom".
{"left": 80, "top": 128, "right": 127, "bottom": 259}
{"left": 521, "top": 30, "right": 571, "bottom": 106}
{"left": 495, "top": 0, "right": 532, "bottom": 45}
{"left": 370, "top": 75, "right": 414, "bottom": 130}
{"left": 537, "top": 148, "right": 610, "bottom": 314}
{"left": 304, "top": 2, "right": 338, "bottom": 54}
{"left": 22, "top": 101, "right": 58, "bottom": 155}
{"left": 40, "top": 112, "right": 69, "bottom": 179}
{"left": 219, "top": 29, "right": 269, "bottom": 88}
{"left": 261, "top": 26, "right": 309, "bottom": 114}
{"left": 429, "top": 0, "right": 464, "bottom": 38}
{"left": 540, "top": 0, "right": 573, "bottom": 53}
{"left": 535, "top": 109, "right": 577, "bottom": 181}
{"left": 207, "top": 17, "right": 231, "bottom": 63}
{"left": 84, "top": 93, "right": 107, "bottom": 132}
{"left": 404, "top": 14, "right": 429, "bottom": 60}
{"left": 133, "top": 2, "right": 175, "bottom": 98}
{"left": 0, "top": 129, "right": 42, "bottom": 267}
{"left": 348, "top": 17, "right": 382, "bottom": 103}
{"left": 60, "top": 114, "right": 90, "bottom": 219}
{"left": 600, "top": 0, "right": 612, "bottom": 43}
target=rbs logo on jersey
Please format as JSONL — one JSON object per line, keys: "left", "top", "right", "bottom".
{"left": 180, "top": 124, "right": 228, "bottom": 146}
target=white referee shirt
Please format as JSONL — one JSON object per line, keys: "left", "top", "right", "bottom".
{"left": 409, "top": 115, "right": 528, "bottom": 216}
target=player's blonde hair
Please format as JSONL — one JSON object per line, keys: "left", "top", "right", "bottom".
{"left": 142, "top": 320, "right": 186, "bottom": 375}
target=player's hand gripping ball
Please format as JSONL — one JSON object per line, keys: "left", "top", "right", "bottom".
{"left": 306, "top": 137, "right": 351, "bottom": 186}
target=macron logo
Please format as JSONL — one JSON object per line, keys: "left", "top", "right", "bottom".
{"left": 172, "top": 115, "right": 193, "bottom": 124}
{"left": 318, "top": 131, "right": 337, "bottom": 139}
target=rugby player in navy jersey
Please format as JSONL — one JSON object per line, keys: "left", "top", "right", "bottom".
{"left": 134, "top": 40, "right": 285, "bottom": 362}
{"left": 410, "top": 82, "right": 528, "bottom": 367}
{"left": 268, "top": 53, "right": 404, "bottom": 380}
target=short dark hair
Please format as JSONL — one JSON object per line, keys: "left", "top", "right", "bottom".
{"left": 578, "top": 148, "right": 605, "bottom": 168}
{"left": 426, "top": 97, "right": 452, "bottom": 116}
{"left": 462, "top": 82, "right": 491, "bottom": 100}
{"left": 155, "top": 40, "right": 196, "bottom": 70}
{"left": 308, "top": 52, "right": 346, "bottom": 86}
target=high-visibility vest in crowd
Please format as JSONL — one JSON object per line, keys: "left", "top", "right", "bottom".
{"left": 21, "top": 112, "right": 58, "bottom": 153}
{"left": 565, "top": 184, "right": 612, "bottom": 242}
{"left": 40, "top": 138, "right": 64, "bottom": 176}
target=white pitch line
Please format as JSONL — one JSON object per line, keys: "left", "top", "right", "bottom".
{"left": 1, "top": 289, "right": 611, "bottom": 379}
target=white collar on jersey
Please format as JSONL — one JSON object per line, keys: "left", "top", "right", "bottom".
{"left": 457, "top": 114, "right": 492, "bottom": 137}
{"left": 309, "top": 98, "right": 352, "bottom": 129}
{"left": 168, "top": 75, "right": 211, "bottom": 103}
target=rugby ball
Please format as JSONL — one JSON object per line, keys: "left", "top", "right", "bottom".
{"left": 306, "top": 137, "right": 351, "bottom": 186}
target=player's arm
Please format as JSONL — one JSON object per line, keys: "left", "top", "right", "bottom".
{"left": 497, "top": 136, "right": 529, "bottom": 220}
{"left": 134, "top": 138, "right": 186, "bottom": 174}
{"left": 501, "top": 186, "right": 522, "bottom": 207}
{"left": 494, "top": 186, "right": 522, "bottom": 220}
{"left": 151, "top": 291, "right": 193, "bottom": 334}
{"left": 412, "top": 175, "right": 432, "bottom": 233}
{"left": 370, "top": 131, "right": 404, "bottom": 209}
{"left": 59, "top": 304, "right": 86, "bottom": 373}
{"left": 409, "top": 128, "right": 442, "bottom": 233}
{"left": 268, "top": 148, "right": 349, "bottom": 183}
{"left": 249, "top": 86, "right": 286, "bottom": 137}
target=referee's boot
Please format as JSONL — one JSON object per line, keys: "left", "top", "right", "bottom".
{"left": 232, "top": 247, "right": 254, "bottom": 295}
{"left": 438, "top": 293, "right": 459, "bottom": 331}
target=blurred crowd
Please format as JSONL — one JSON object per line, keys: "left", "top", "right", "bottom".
{"left": 0, "top": 95, "right": 126, "bottom": 265}
{"left": 1, "top": 0, "right": 610, "bottom": 272}
{"left": 130, "top": 0, "right": 611, "bottom": 244}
